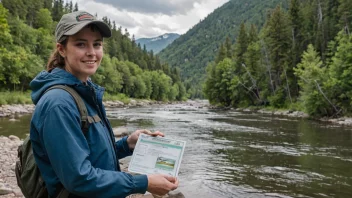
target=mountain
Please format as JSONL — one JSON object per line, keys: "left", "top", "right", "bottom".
{"left": 158, "top": 0, "right": 287, "bottom": 88}
{"left": 136, "top": 33, "right": 180, "bottom": 54}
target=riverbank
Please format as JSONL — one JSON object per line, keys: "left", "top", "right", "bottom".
{"left": 2, "top": 100, "right": 352, "bottom": 126}
{"left": 0, "top": 99, "right": 195, "bottom": 118}
{"left": 211, "top": 106, "right": 352, "bottom": 126}
{"left": 0, "top": 134, "right": 185, "bottom": 198}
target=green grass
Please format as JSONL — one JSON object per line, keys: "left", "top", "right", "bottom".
{"left": 0, "top": 91, "right": 32, "bottom": 105}
{"left": 0, "top": 91, "right": 132, "bottom": 105}
{"left": 103, "top": 93, "right": 130, "bottom": 104}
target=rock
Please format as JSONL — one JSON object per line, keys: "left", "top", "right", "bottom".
{"left": 9, "top": 135, "right": 20, "bottom": 141}
{"left": 13, "top": 189, "right": 23, "bottom": 197}
{"left": 0, "top": 183, "right": 13, "bottom": 195}
{"left": 113, "top": 127, "right": 129, "bottom": 137}
{"left": 168, "top": 190, "right": 185, "bottom": 198}
{"left": 129, "top": 100, "right": 137, "bottom": 106}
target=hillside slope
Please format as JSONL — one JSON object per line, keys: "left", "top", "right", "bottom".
{"left": 158, "top": 0, "right": 286, "bottom": 86}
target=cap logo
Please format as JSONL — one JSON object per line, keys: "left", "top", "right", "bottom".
{"left": 76, "top": 12, "right": 94, "bottom": 21}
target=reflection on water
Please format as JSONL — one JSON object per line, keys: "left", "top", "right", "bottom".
{"left": 1, "top": 103, "right": 352, "bottom": 198}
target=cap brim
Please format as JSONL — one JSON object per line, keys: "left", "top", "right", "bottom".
{"left": 64, "top": 20, "right": 112, "bottom": 38}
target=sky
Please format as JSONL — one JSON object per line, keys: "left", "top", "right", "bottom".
{"left": 71, "top": 0, "right": 229, "bottom": 39}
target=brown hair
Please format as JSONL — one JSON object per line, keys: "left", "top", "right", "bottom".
{"left": 46, "top": 39, "right": 68, "bottom": 72}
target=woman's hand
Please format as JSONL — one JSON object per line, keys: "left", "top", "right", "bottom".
{"left": 127, "top": 129, "right": 164, "bottom": 150}
{"left": 147, "top": 174, "right": 179, "bottom": 196}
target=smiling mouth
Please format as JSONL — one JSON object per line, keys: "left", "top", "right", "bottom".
{"left": 83, "top": 61, "right": 97, "bottom": 64}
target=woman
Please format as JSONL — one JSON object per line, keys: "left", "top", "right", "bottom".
{"left": 29, "top": 11, "right": 178, "bottom": 198}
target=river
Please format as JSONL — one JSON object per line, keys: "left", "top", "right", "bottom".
{"left": 1, "top": 102, "right": 352, "bottom": 198}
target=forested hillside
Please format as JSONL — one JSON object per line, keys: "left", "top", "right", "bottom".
{"left": 204, "top": 0, "right": 352, "bottom": 117}
{"left": 158, "top": 0, "right": 287, "bottom": 98}
{"left": 0, "top": 0, "right": 186, "bottom": 103}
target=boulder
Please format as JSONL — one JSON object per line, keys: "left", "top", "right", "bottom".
{"left": 9, "top": 135, "right": 20, "bottom": 141}
{"left": 0, "top": 183, "right": 12, "bottom": 195}
{"left": 113, "top": 127, "right": 129, "bottom": 137}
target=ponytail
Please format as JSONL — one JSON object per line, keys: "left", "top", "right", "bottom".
{"left": 46, "top": 39, "right": 67, "bottom": 72}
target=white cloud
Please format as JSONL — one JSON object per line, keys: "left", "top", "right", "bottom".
{"left": 71, "top": 0, "right": 229, "bottom": 39}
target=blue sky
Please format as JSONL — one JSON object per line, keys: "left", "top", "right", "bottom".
{"left": 71, "top": 0, "right": 229, "bottom": 39}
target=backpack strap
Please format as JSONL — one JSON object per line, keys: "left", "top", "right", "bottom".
{"left": 44, "top": 85, "right": 90, "bottom": 133}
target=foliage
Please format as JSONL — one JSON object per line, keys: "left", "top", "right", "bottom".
{"left": 200, "top": 0, "right": 352, "bottom": 117}
{"left": 326, "top": 31, "right": 352, "bottom": 115}
{"left": 103, "top": 93, "right": 130, "bottom": 104}
{"left": 294, "top": 44, "right": 329, "bottom": 116}
{"left": 0, "top": 1, "right": 186, "bottom": 102}
{"left": 0, "top": 91, "right": 32, "bottom": 105}
{"left": 159, "top": 0, "right": 286, "bottom": 98}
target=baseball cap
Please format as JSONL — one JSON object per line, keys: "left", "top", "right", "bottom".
{"left": 55, "top": 11, "right": 112, "bottom": 42}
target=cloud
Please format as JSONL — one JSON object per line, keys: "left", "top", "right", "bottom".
{"left": 75, "top": 0, "right": 138, "bottom": 28}
{"left": 94, "top": 0, "right": 208, "bottom": 15}
{"left": 72, "top": 0, "right": 229, "bottom": 38}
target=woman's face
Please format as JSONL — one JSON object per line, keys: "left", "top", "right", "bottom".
{"left": 58, "top": 26, "right": 103, "bottom": 82}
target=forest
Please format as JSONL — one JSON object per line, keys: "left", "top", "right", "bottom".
{"left": 0, "top": 0, "right": 187, "bottom": 104}
{"left": 158, "top": 0, "right": 287, "bottom": 98}
{"left": 204, "top": 0, "right": 352, "bottom": 117}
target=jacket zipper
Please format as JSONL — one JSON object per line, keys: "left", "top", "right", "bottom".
{"left": 91, "top": 87, "right": 118, "bottom": 170}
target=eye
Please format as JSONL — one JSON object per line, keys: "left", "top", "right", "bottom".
{"left": 76, "top": 43, "right": 85, "bottom": 47}
{"left": 94, "top": 42, "right": 102, "bottom": 47}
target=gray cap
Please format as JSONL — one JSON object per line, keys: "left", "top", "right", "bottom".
{"left": 55, "top": 11, "right": 112, "bottom": 42}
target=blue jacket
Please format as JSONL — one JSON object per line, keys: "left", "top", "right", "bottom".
{"left": 30, "top": 68, "right": 148, "bottom": 198}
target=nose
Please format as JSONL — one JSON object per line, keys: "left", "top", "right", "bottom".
{"left": 86, "top": 45, "right": 96, "bottom": 56}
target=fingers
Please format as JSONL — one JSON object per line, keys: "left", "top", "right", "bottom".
{"left": 166, "top": 176, "right": 178, "bottom": 191}
{"left": 171, "top": 178, "right": 178, "bottom": 190}
{"left": 173, "top": 177, "right": 179, "bottom": 185}
{"left": 163, "top": 175, "right": 176, "bottom": 183}
{"left": 138, "top": 129, "right": 152, "bottom": 135}
{"left": 151, "top": 130, "right": 164, "bottom": 137}
{"left": 137, "top": 129, "right": 164, "bottom": 137}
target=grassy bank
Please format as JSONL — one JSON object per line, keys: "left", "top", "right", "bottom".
{"left": 0, "top": 92, "right": 32, "bottom": 105}
{"left": 0, "top": 91, "right": 132, "bottom": 105}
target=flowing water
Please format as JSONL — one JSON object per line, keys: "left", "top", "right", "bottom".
{"left": 1, "top": 102, "right": 352, "bottom": 198}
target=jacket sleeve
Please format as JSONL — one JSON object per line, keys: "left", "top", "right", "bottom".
{"left": 41, "top": 105, "right": 148, "bottom": 198}
{"left": 115, "top": 136, "right": 133, "bottom": 159}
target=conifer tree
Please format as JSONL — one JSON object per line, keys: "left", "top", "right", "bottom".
{"left": 224, "top": 37, "right": 232, "bottom": 58}
{"left": 294, "top": 44, "right": 329, "bottom": 116}
{"left": 263, "top": 5, "right": 293, "bottom": 106}
{"left": 234, "top": 22, "right": 248, "bottom": 67}
{"left": 215, "top": 43, "right": 227, "bottom": 63}
{"left": 289, "top": 0, "right": 304, "bottom": 66}
{"left": 74, "top": 2, "right": 78, "bottom": 12}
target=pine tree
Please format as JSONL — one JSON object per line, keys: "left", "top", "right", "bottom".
{"left": 43, "top": 0, "right": 53, "bottom": 11}
{"left": 294, "top": 44, "right": 329, "bottom": 116}
{"left": 289, "top": 0, "right": 304, "bottom": 66}
{"left": 74, "top": 2, "right": 78, "bottom": 12}
{"left": 234, "top": 22, "right": 248, "bottom": 66}
{"left": 263, "top": 5, "right": 293, "bottom": 106}
{"left": 248, "top": 24, "right": 258, "bottom": 43}
{"left": 215, "top": 44, "right": 227, "bottom": 63}
{"left": 224, "top": 37, "right": 232, "bottom": 58}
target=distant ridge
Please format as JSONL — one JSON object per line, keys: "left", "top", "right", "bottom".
{"left": 136, "top": 33, "right": 180, "bottom": 54}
